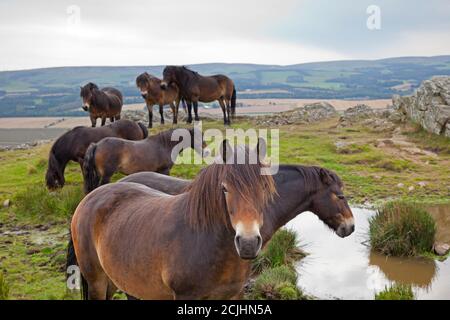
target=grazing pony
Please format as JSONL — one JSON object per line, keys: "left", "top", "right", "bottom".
{"left": 136, "top": 72, "right": 182, "bottom": 128}
{"left": 68, "top": 140, "right": 276, "bottom": 299}
{"left": 80, "top": 82, "right": 123, "bottom": 127}
{"left": 82, "top": 128, "right": 208, "bottom": 193}
{"left": 160, "top": 66, "right": 236, "bottom": 125}
{"left": 45, "top": 119, "right": 148, "bottom": 190}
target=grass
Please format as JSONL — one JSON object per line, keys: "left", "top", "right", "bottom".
{"left": 252, "top": 229, "right": 306, "bottom": 274}
{"left": 369, "top": 201, "right": 436, "bottom": 257}
{"left": 0, "top": 117, "right": 449, "bottom": 299}
{"left": 375, "top": 284, "right": 415, "bottom": 300}
{"left": 0, "top": 272, "right": 10, "bottom": 300}
{"left": 246, "top": 265, "right": 305, "bottom": 300}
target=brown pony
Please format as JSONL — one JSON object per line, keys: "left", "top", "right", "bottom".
{"left": 68, "top": 140, "right": 276, "bottom": 299}
{"left": 136, "top": 72, "right": 182, "bottom": 128}
{"left": 82, "top": 128, "right": 208, "bottom": 193}
{"left": 45, "top": 119, "right": 148, "bottom": 190}
{"left": 80, "top": 82, "right": 123, "bottom": 127}
{"left": 160, "top": 66, "right": 236, "bottom": 125}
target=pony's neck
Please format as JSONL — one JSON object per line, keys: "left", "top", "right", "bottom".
{"left": 261, "top": 166, "right": 315, "bottom": 243}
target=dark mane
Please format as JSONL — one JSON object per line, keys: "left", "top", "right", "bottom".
{"left": 185, "top": 149, "right": 276, "bottom": 230}
{"left": 182, "top": 66, "right": 199, "bottom": 75}
{"left": 279, "top": 164, "right": 343, "bottom": 194}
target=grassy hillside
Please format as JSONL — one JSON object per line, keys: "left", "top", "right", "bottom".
{"left": 0, "top": 56, "right": 449, "bottom": 116}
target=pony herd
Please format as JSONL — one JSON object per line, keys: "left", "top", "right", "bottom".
{"left": 43, "top": 66, "right": 355, "bottom": 300}
{"left": 81, "top": 65, "right": 236, "bottom": 128}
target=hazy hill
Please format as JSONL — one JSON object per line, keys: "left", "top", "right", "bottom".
{"left": 0, "top": 56, "right": 449, "bottom": 116}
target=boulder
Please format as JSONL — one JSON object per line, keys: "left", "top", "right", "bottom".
{"left": 3, "top": 199, "right": 11, "bottom": 208}
{"left": 392, "top": 76, "right": 450, "bottom": 137}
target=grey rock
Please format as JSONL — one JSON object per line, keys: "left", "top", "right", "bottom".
{"left": 433, "top": 243, "right": 450, "bottom": 256}
{"left": 3, "top": 199, "right": 11, "bottom": 208}
{"left": 256, "top": 101, "right": 337, "bottom": 126}
{"left": 392, "top": 76, "right": 450, "bottom": 137}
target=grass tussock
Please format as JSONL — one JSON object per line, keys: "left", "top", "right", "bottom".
{"left": 369, "top": 201, "right": 436, "bottom": 256}
{"left": 252, "top": 229, "right": 306, "bottom": 274}
{"left": 14, "top": 183, "right": 84, "bottom": 221}
{"left": 375, "top": 284, "right": 414, "bottom": 300}
{"left": 0, "top": 272, "right": 10, "bottom": 300}
{"left": 246, "top": 265, "right": 305, "bottom": 300}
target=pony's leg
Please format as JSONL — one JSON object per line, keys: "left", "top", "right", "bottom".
{"left": 193, "top": 101, "right": 200, "bottom": 121}
{"left": 110, "top": 117, "right": 114, "bottom": 123}
{"left": 86, "top": 276, "right": 109, "bottom": 300}
{"left": 218, "top": 99, "right": 228, "bottom": 125}
{"left": 170, "top": 102, "right": 177, "bottom": 125}
{"left": 186, "top": 101, "right": 193, "bottom": 124}
{"left": 90, "top": 115, "right": 97, "bottom": 127}
{"left": 106, "top": 281, "right": 118, "bottom": 300}
{"left": 225, "top": 99, "right": 232, "bottom": 125}
{"left": 147, "top": 105, "right": 153, "bottom": 128}
{"left": 100, "top": 174, "right": 111, "bottom": 186}
{"left": 115, "top": 114, "right": 121, "bottom": 121}
{"left": 159, "top": 104, "right": 165, "bottom": 125}
{"left": 101, "top": 116, "right": 106, "bottom": 126}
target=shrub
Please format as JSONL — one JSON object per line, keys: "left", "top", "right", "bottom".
{"left": 247, "top": 265, "right": 304, "bottom": 300}
{"left": 375, "top": 284, "right": 414, "bottom": 300}
{"left": 0, "top": 272, "right": 9, "bottom": 300}
{"left": 369, "top": 201, "right": 436, "bottom": 256}
{"left": 252, "top": 229, "right": 306, "bottom": 274}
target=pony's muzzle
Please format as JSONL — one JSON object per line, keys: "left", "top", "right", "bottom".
{"left": 82, "top": 106, "right": 89, "bottom": 111}
{"left": 336, "top": 217, "right": 355, "bottom": 238}
{"left": 234, "top": 234, "right": 262, "bottom": 260}
{"left": 141, "top": 93, "right": 147, "bottom": 99}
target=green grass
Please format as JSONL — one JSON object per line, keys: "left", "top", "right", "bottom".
{"left": 0, "top": 272, "right": 10, "bottom": 300}
{"left": 369, "top": 201, "right": 436, "bottom": 257}
{"left": 375, "top": 284, "right": 415, "bottom": 300}
{"left": 252, "top": 229, "right": 306, "bottom": 274}
{"left": 246, "top": 265, "right": 305, "bottom": 300}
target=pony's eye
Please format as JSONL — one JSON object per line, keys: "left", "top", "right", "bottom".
{"left": 337, "top": 194, "right": 345, "bottom": 200}
{"left": 222, "top": 184, "right": 228, "bottom": 194}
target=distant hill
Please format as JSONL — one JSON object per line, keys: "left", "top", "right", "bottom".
{"left": 0, "top": 55, "right": 449, "bottom": 116}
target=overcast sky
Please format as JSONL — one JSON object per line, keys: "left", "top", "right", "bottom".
{"left": 0, "top": 0, "right": 449, "bottom": 70}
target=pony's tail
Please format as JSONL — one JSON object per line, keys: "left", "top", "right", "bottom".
{"left": 182, "top": 99, "right": 187, "bottom": 113}
{"left": 83, "top": 143, "right": 99, "bottom": 194}
{"left": 66, "top": 231, "right": 88, "bottom": 300}
{"left": 137, "top": 121, "right": 148, "bottom": 139}
{"left": 45, "top": 151, "right": 64, "bottom": 189}
{"left": 231, "top": 86, "right": 236, "bottom": 118}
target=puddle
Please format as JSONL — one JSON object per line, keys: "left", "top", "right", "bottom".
{"left": 286, "top": 207, "right": 450, "bottom": 300}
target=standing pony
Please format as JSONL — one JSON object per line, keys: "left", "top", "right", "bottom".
{"left": 80, "top": 82, "right": 123, "bottom": 127}
{"left": 45, "top": 119, "right": 147, "bottom": 190}
{"left": 136, "top": 72, "right": 182, "bottom": 128}
{"left": 69, "top": 140, "right": 276, "bottom": 299}
{"left": 160, "top": 66, "right": 236, "bottom": 125}
{"left": 82, "top": 128, "right": 208, "bottom": 193}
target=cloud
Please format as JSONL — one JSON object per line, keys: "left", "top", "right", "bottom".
{"left": 0, "top": 0, "right": 449, "bottom": 70}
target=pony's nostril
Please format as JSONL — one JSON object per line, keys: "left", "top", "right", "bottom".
{"left": 256, "top": 235, "right": 262, "bottom": 248}
{"left": 235, "top": 235, "right": 241, "bottom": 247}
{"left": 350, "top": 224, "right": 355, "bottom": 233}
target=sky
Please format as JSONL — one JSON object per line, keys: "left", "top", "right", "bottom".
{"left": 0, "top": 0, "right": 449, "bottom": 70}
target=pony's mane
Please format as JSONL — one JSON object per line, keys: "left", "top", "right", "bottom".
{"left": 185, "top": 147, "right": 276, "bottom": 230}
{"left": 181, "top": 66, "right": 198, "bottom": 75}
{"left": 281, "top": 164, "right": 343, "bottom": 194}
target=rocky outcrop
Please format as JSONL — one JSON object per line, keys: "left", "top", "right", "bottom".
{"left": 392, "top": 76, "right": 450, "bottom": 137}
{"left": 338, "top": 104, "right": 396, "bottom": 132}
{"left": 256, "top": 101, "right": 337, "bottom": 126}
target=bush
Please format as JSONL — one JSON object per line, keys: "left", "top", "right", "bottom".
{"left": 252, "top": 229, "right": 306, "bottom": 274}
{"left": 14, "top": 183, "right": 84, "bottom": 221}
{"left": 247, "top": 265, "right": 304, "bottom": 300}
{"left": 375, "top": 284, "right": 414, "bottom": 300}
{"left": 369, "top": 201, "right": 436, "bottom": 256}
{"left": 0, "top": 272, "right": 9, "bottom": 300}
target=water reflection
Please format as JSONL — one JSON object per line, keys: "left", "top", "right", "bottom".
{"left": 286, "top": 207, "right": 450, "bottom": 300}
{"left": 368, "top": 252, "right": 436, "bottom": 289}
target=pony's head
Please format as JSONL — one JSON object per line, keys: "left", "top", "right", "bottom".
{"left": 45, "top": 150, "right": 65, "bottom": 190}
{"left": 80, "top": 82, "right": 98, "bottom": 111}
{"left": 186, "top": 139, "right": 276, "bottom": 259}
{"left": 136, "top": 72, "right": 155, "bottom": 99}
{"left": 306, "top": 167, "right": 354, "bottom": 238}
{"left": 160, "top": 66, "right": 178, "bottom": 90}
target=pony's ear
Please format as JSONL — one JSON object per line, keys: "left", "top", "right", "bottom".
{"left": 256, "top": 137, "right": 267, "bottom": 161}
{"left": 219, "top": 139, "right": 233, "bottom": 164}
{"left": 319, "top": 168, "right": 333, "bottom": 185}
